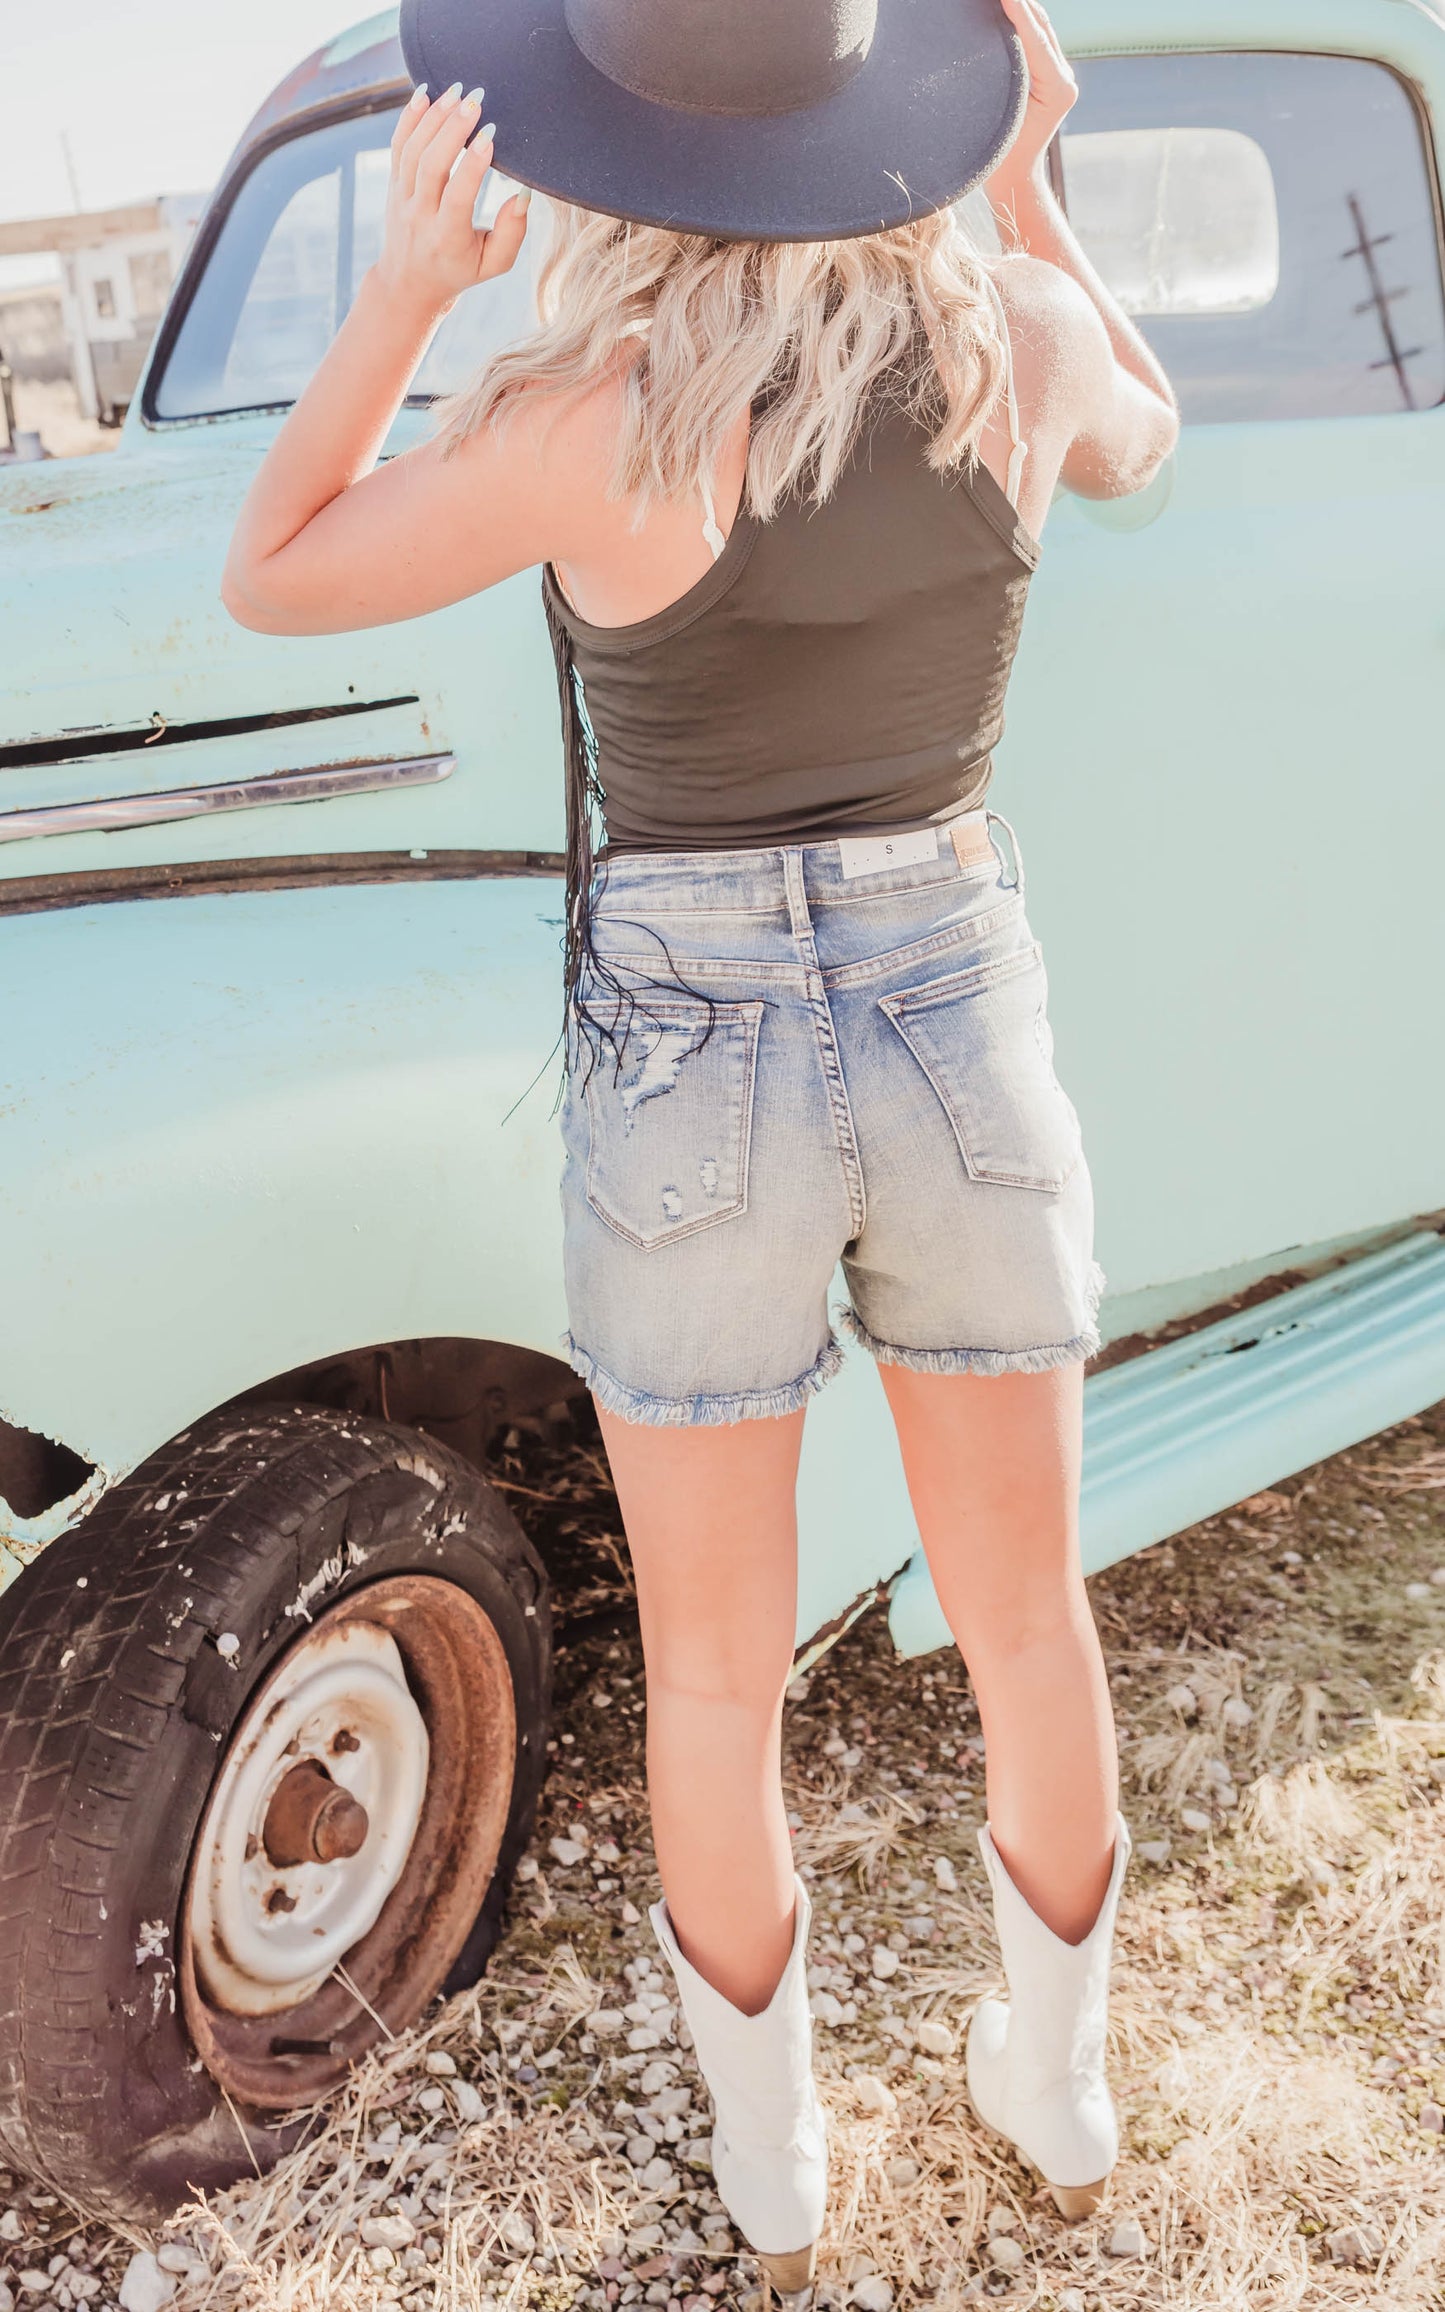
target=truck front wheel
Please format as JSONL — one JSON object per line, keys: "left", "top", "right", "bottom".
{"left": 0, "top": 1404, "right": 550, "bottom": 2222}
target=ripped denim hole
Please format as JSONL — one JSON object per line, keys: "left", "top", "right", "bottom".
{"left": 699, "top": 1157, "right": 720, "bottom": 1197}
{"left": 619, "top": 1019, "right": 705, "bottom": 1125}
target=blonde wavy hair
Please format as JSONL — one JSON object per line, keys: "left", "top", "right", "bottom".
{"left": 434, "top": 199, "right": 1008, "bottom": 521}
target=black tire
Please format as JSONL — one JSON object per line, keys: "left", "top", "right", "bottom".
{"left": 0, "top": 1404, "right": 550, "bottom": 2223}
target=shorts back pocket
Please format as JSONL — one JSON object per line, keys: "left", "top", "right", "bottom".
{"left": 878, "top": 944, "right": 1082, "bottom": 1194}
{"left": 582, "top": 994, "right": 766, "bottom": 1250}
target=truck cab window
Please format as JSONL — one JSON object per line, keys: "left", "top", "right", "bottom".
{"left": 152, "top": 108, "right": 540, "bottom": 421}
{"left": 1060, "top": 51, "right": 1445, "bottom": 422}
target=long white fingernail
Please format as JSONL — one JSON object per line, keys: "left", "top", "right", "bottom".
{"left": 514, "top": 187, "right": 532, "bottom": 211}
{"left": 479, "top": 120, "right": 497, "bottom": 142}
{"left": 462, "top": 85, "right": 485, "bottom": 107}
{"left": 410, "top": 82, "right": 428, "bottom": 102}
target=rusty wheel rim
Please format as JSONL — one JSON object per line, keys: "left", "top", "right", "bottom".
{"left": 179, "top": 1575, "right": 516, "bottom": 2108}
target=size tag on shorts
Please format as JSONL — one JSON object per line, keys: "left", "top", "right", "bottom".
{"left": 836, "top": 828, "right": 940, "bottom": 881}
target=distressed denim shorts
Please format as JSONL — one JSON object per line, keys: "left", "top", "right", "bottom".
{"left": 559, "top": 809, "right": 1103, "bottom": 1425}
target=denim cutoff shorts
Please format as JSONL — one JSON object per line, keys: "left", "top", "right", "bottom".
{"left": 559, "top": 809, "right": 1103, "bottom": 1425}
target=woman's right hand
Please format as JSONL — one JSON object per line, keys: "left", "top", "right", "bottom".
{"left": 987, "top": 0, "right": 1078, "bottom": 199}
{"left": 372, "top": 82, "right": 530, "bottom": 318}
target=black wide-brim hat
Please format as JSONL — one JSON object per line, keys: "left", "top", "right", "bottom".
{"left": 399, "top": 0, "right": 1027, "bottom": 242}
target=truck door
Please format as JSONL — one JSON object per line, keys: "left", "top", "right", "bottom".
{"left": 1008, "top": 25, "right": 1445, "bottom": 1310}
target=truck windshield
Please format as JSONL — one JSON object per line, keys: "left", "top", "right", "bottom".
{"left": 150, "top": 106, "right": 540, "bottom": 420}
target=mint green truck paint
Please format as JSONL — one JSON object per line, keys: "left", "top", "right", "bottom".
{"left": 2, "top": 0, "right": 1443, "bottom": 1624}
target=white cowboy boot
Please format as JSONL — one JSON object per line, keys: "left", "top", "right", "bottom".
{"left": 966, "top": 1815, "right": 1132, "bottom": 2218}
{"left": 651, "top": 1876, "right": 827, "bottom": 2298}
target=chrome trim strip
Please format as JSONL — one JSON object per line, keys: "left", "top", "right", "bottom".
{"left": 0, "top": 754, "right": 456, "bottom": 844}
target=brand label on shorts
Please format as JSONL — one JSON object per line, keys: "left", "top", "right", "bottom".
{"left": 836, "top": 828, "right": 940, "bottom": 881}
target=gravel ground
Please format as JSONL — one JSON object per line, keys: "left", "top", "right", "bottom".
{"left": 2, "top": 1400, "right": 1444, "bottom": 2311}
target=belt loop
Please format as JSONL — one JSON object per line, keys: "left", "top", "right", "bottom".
{"left": 985, "top": 809, "right": 1025, "bottom": 899}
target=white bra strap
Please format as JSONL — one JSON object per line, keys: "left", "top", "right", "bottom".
{"left": 700, "top": 474, "right": 727, "bottom": 561}
{"left": 984, "top": 272, "right": 1029, "bottom": 510}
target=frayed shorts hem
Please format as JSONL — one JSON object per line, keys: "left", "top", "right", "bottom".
{"left": 836, "top": 1262, "right": 1105, "bottom": 1376}
{"left": 565, "top": 1333, "right": 847, "bottom": 1427}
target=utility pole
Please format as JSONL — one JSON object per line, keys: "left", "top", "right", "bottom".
{"left": 60, "top": 130, "right": 83, "bottom": 213}
{"left": 1342, "top": 192, "right": 1422, "bottom": 411}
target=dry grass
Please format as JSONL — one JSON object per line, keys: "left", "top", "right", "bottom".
{"left": 7, "top": 1406, "right": 1445, "bottom": 2312}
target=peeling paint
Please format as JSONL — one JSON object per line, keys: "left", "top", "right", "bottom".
{"left": 285, "top": 1551, "right": 346, "bottom": 1623}
{"left": 134, "top": 1918, "right": 169, "bottom": 1966}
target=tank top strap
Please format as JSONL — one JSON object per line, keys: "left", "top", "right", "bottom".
{"left": 982, "top": 271, "right": 1029, "bottom": 510}
{"left": 700, "top": 475, "right": 727, "bottom": 562}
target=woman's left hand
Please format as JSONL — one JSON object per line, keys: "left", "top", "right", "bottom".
{"left": 373, "top": 82, "right": 530, "bottom": 314}
{"left": 987, "top": 0, "right": 1078, "bottom": 196}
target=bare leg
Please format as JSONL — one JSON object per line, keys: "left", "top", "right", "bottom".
{"left": 879, "top": 1363, "right": 1117, "bottom": 1943}
{"left": 597, "top": 1406, "right": 805, "bottom": 2014}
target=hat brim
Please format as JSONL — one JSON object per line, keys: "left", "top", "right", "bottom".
{"left": 400, "top": 0, "right": 1026, "bottom": 241}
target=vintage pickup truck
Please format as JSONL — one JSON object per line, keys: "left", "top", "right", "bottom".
{"left": 1, "top": 0, "right": 1442, "bottom": 2220}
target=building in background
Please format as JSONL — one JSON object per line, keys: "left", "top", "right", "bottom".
{"left": 0, "top": 193, "right": 206, "bottom": 429}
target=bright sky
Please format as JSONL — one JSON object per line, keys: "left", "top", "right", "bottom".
{"left": 0, "top": 0, "right": 395, "bottom": 283}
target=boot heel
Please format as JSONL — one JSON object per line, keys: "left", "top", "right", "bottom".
{"left": 1050, "top": 2177, "right": 1110, "bottom": 2220}
{"left": 757, "top": 2244, "right": 818, "bottom": 2298}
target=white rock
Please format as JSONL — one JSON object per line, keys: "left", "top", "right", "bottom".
{"left": 626, "top": 2135, "right": 654, "bottom": 2165}
{"left": 0, "top": 2213, "right": 24, "bottom": 2243}
{"left": 1057, "top": 2292, "right": 1086, "bottom": 2311}
{"left": 844, "top": 2254, "right": 878, "bottom": 2283}
{"left": 915, "top": 2019, "right": 955, "bottom": 2056}
{"left": 154, "top": 2246, "right": 200, "bottom": 2276}
{"left": 1166, "top": 1683, "right": 1197, "bottom": 1718}
{"left": 216, "top": 1633, "right": 240, "bottom": 1660}
{"left": 621, "top": 1900, "right": 641, "bottom": 1925}
{"left": 639, "top": 2060, "right": 677, "bottom": 2095}
{"left": 932, "top": 1856, "right": 958, "bottom": 1894}
{"left": 985, "top": 2237, "right": 1025, "bottom": 2271}
{"left": 1106, "top": 2218, "right": 1148, "bottom": 2259}
{"left": 1179, "top": 1806, "right": 1212, "bottom": 1834}
{"left": 627, "top": 2026, "right": 661, "bottom": 2051}
{"left": 549, "top": 1837, "right": 588, "bottom": 1867}
{"left": 810, "top": 1991, "right": 845, "bottom": 2027}
{"left": 854, "top": 2074, "right": 897, "bottom": 2114}
{"left": 1418, "top": 2100, "right": 1444, "bottom": 2132}
{"left": 1221, "top": 1697, "right": 1254, "bottom": 1729}
{"left": 625, "top": 2225, "right": 664, "bottom": 2251}
{"left": 425, "top": 2050, "right": 457, "bottom": 2076}
{"left": 850, "top": 2279, "right": 894, "bottom": 2311}
{"left": 453, "top": 2079, "right": 487, "bottom": 2122}
{"left": 118, "top": 2254, "right": 177, "bottom": 2312}
{"left": 1431, "top": 1568, "right": 1445, "bottom": 1588}
{"left": 1138, "top": 1839, "right": 1171, "bottom": 1867}
{"left": 499, "top": 2214, "right": 537, "bottom": 2256}
{"left": 871, "top": 1947, "right": 901, "bottom": 1981}
{"left": 641, "top": 2158, "right": 675, "bottom": 2192}
{"left": 985, "top": 2208, "right": 1019, "bottom": 2238}
{"left": 589, "top": 2009, "right": 627, "bottom": 2036}
{"left": 362, "top": 2217, "right": 416, "bottom": 2251}
{"left": 366, "top": 2245, "right": 396, "bottom": 2274}
{"left": 0, "top": 2287, "right": 15, "bottom": 2312}
{"left": 885, "top": 2157, "right": 920, "bottom": 2187}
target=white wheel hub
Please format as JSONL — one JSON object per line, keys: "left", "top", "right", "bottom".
{"left": 188, "top": 1618, "right": 430, "bottom": 2016}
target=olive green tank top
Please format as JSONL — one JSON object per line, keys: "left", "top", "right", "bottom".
{"left": 541, "top": 315, "right": 1041, "bottom": 1007}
